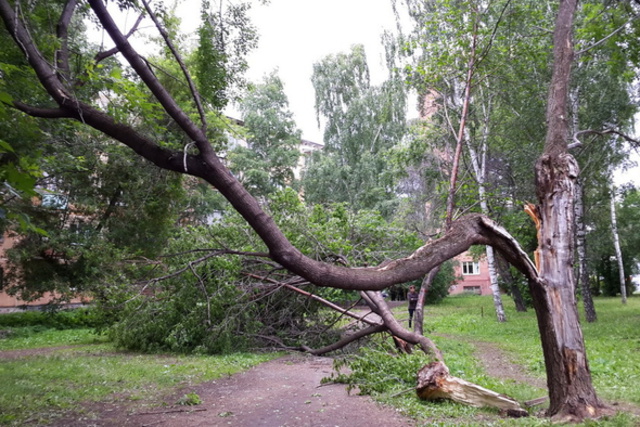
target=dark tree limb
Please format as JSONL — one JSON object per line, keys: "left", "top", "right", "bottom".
{"left": 245, "top": 273, "right": 382, "bottom": 327}
{"left": 363, "top": 291, "right": 443, "bottom": 360}
{"left": 301, "top": 324, "right": 388, "bottom": 356}
{"left": 94, "top": 13, "right": 145, "bottom": 64}
{"left": 574, "top": 128, "right": 640, "bottom": 148}
{"left": 55, "top": 0, "right": 77, "bottom": 77}
{"left": 10, "top": 101, "right": 73, "bottom": 118}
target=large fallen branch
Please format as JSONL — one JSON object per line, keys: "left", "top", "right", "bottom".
{"left": 416, "top": 361, "right": 528, "bottom": 417}
{"left": 362, "top": 291, "right": 443, "bottom": 360}
{"left": 300, "top": 324, "right": 388, "bottom": 355}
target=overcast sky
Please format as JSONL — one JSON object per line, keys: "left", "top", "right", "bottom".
{"left": 182, "top": 0, "right": 403, "bottom": 143}
{"left": 91, "top": 1, "right": 403, "bottom": 142}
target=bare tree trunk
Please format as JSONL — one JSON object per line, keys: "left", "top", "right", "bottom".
{"left": 362, "top": 291, "right": 443, "bottom": 359}
{"left": 609, "top": 185, "right": 627, "bottom": 304}
{"left": 529, "top": 0, "right": 606, "bottom": 419}
{"left": 485, "top": 246, "right": 506, "bottom": 321}
{"left": 413, "top": 267, "right": 439, "bottom": 335}
{"left": 575, "top": 180, "right": 597, "bottom": 321}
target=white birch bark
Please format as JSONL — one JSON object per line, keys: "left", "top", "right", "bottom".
{"left": 467, "top": 97, "right": 506, "bottom": 322}
{"left": 610, "top": 185, "right": 627, "bottom": 304}
{"left": 570, "top": 87, "right": 596, "bottom": 321}
{"left": 574, "top": 180, "right": 597, "bottom": 321}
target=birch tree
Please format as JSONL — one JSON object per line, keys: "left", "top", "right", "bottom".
{"left": 467, "top": 92, "right": 506, "bottom": 322}
{"left": 609, "top": 185, "right": 627, "bottom": 304}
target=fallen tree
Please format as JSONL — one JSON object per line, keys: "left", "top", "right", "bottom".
{"left": 0, "top": 0, "right": 613, "bottom": 421}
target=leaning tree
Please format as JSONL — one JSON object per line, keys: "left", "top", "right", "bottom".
{"left": 0, "top": 0, "right": 613, "bottom": 421}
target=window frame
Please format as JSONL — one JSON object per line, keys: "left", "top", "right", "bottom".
{"left": 462, "top": 261, "right": 480, "bottom": 275}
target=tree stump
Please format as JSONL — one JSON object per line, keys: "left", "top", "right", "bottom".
{"left": 416, "top": 362, "right": 528, "bottom": 417}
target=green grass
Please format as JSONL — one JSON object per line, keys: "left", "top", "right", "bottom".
{"left": 0, "top": 327, "right": 108, "bottom": 350}
{"left": 362, "top": 294, "right": 640, "bottom": 426}
{"left": 422, "top": 295, "right": 640, "bottom": 406}
{"left": 0, "top": 335, "right": 279, "bottom": 426}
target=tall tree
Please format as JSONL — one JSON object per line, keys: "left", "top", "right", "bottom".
{"left": 228, "top": 71, "right": 301, "bottom": 197}
{"left": 303, "top": 45, "right": 406, "bottom": 215}
{"left": 526, "top": 0, "right": 604, "bottom": 418}
{"left": 467, "top": 97, "right": 507, "bottom": 322}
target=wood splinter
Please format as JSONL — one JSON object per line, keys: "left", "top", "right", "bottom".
{"left": 416, "top": 361, "right": 529, "bottom": 418}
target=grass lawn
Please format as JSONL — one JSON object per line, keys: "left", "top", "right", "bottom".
{"left": 377, "top": 294, "right": 640, "bottom": 426}
{"left": 423, "top": 294, "right": 640, "bottom": 406}
{"left": 0, "top": 330, "right": 278, "bottom": 426}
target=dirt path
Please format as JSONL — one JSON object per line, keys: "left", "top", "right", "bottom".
{"left": 471, "top": 341, "right": 547, "bottom": 390}
{"left": 54, "top": 354, "right": 415, "bottom": 427}
{"left": 0, "top": 345, "right": 83, "bottom": 359}
{"left": 6, "top": 336, "right": 639, "bottom": 425}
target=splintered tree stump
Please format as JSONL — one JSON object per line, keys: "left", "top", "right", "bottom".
{"left": 416, "top": 362, "right": 528, "bottom": 417}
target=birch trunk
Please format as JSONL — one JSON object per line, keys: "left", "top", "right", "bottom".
{"left": 574, "top": 180, "right": 597, "bottom": 321}
{"left": 609, "top": 185, "right": 627, "bottom": 304}
{"left": 467, "top": 99, "right": 507, "bottom": 322}
{"left": 570, "top": 88, "right": 597, "bottom": 322}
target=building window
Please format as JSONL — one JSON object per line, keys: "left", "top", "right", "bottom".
{"left": 463, "top": 286, "right": 481, "bottom": 295}
{"left": 41, "top": 194, "right": 68, "bottom": 210}
{"left": 462, "top": 261, "right": 480, "bottom": 275}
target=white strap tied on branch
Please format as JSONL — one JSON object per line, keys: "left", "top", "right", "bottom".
{"left": 183, "top": 142, "right": 195, "bottom": 173}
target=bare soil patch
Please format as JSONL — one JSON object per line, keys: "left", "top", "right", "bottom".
{"left": 0, "top": 345, "right": 84, "bottom": 359}
{"left": 471, "top": 341, "right": 547, "bottom": 390}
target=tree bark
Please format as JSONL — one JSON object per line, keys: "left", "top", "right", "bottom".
{"left": 362, "top": 290, "right": 443, "bottom": 360}
{"left": 570, "top": 84, "right": 597, "bottom": 322}
{"left": 413, "top": 267, "right": 438, "bottom": 335}
{"left": 575, "top": 180, "right": 597, "bottom": 321}
{"left": 416, "top": 361, "right": 528, "bottom": 417}
{"left": 496, "top": 256, "right": 527, "bottom": 312}
{"left": 529, "top": 0, "right": 606, "bottom": 420}
{"left": 609, "top": 185, "right": 627, "bottom": 304}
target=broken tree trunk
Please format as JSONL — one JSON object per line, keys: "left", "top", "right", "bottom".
{"left": 416, "top": 361, "right": 528, "bottom": 417}
{"left": 528, "top": 0, "right": 608, "bottom": 420}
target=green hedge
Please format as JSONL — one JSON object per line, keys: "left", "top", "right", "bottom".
{"left": 0, "top": 308, "right": 99, "bottom": 329}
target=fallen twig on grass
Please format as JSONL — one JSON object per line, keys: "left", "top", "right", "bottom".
{"left": 135, "top": 407, "right": 208, "bottom": 416}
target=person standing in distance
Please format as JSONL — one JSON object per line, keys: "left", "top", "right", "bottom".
{"left": 407, "top": 285, "right": 419, "bottom": 328}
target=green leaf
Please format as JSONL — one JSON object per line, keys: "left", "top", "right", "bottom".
{"left": 0, "top": 139, "right": 15, "bottom": 153}
{"left": 0, "top": 92, "right": 13, "bottom": 104}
